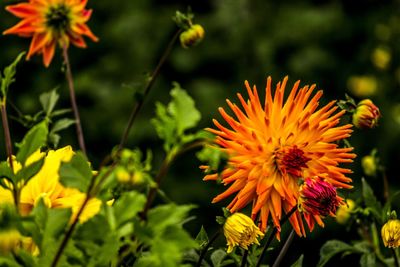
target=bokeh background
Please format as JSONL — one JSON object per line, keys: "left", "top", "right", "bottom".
{"left": 1, "top": 0, "right": 400, "bottom": 265}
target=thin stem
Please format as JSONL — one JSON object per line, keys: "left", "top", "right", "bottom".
{"left": 118, "top": 29, "right": 181, "bottom": 151}
{"left": 272, "top": 229, "right": 295, "bottom": 267}
{"left": 50, "top": 163, "right": 116, "bottom": 267}
{"left": 240, "top": 250, "right": 249, "bottom": 267}
{"left": 61, "top": 46, "right": 87, "bottom": 156}
{"left": 256, "top": 207, "right": 297, "bottom": 267}
{"left": 196, "top": 230, "right": 220, "bottom": 267}
{"left": 393, "top": 248, "right": 400, "bottom": 267}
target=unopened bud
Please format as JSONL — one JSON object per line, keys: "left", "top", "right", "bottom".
{"left": 336, "top": 199, "right": 356, "bottom": 224}
{"left": 362, "top": 155, "right": 377, "bottom": 176}
{"left": 352, "top": 99, "right": 380, "bottom": 129}
{"left": 180, "top": 24, "right": 205, "bottom": 49}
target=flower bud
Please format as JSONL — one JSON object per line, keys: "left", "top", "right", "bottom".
{"left": 298, "top": 177, "right": 342, "bottom": 217}
{"left": 0, "top": 229, "right": 21, "bottom": 254}
{"left": 381, "top": 219, "right": 400, "bottom": 248}
{"left": 336, "top": 199, "right": 356, "bottom": 224}
{"left": 362, "top": 155, "right": 377, "bottom": 176}
{"left": 352, "top": 99, "right": 380, "bottom": 129}
{"left": 223, "top": 213, "right": 264, "bottom": 253}
{"left": 116, "top": 167, "right": 144, "bottom": 185}
{"left": 180, "top": 24, "right": 205, "bottom": 49}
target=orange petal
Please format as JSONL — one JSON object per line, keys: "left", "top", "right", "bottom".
{"left": 42, "top": 42, "right": 56, "bottom": 67}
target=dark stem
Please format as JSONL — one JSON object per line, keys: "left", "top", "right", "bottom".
{"left": 196, "top": 230, "right": 220, "bottom": 267}
{"left": 118, "top": 29, "right": 181, "bottom": 151}
{"left": 272, "top": 229, "right": 295, "bottom": 267}
{"left": 61, "top": 45, "right": 87, "bottom": 156}
{"left": 240, "top": 250, "right": 249, "bottom": 267}
{"left": 141, "top": 139, "right": 206, "bottom": 219}
{"left": 393, "top": 248, "right": 400, "bottom": 267}
{"left": 256, "top": 207, "right": 297, "bottom": 267}
{"left": 50, "top": 163, "right": 116, "bottom": 267}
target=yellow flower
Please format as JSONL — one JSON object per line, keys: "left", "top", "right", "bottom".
{"left": 371, "top": 47, "right": 391, "bottom": 70}
{"left": 180, "top": 24, "right": 205, "bottom": 48}
{"left": 336, "top": 199, "right": 356, "bottom": 224}
{"left": 362, "top": 155, "right": 377, "bottom": 176}
{"left": 223, "top": 213, "right": 264, "bottom": 253}
{"left": 0, "top": 146, "right": 101, "bottom": 223}
{"left": 204, "top": 77, "right": 355, "bottom": 236}
{"left": 347, "top": 75, "right": 377, "bottom": 98}
{"left": 352, "top": 99, "right": 380, "bottom": 129}
{"left": 381, "top": 219, "right": 400, "bottom": 248}
{"left": 0, "top": 229, "right": 21, "bottom": 254}
{"left": 3, "top": 0, "right": 98, "bottom": 67}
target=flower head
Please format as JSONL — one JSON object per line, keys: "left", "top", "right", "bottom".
{"left": 180, "top": 24, "right": 205, "bottom": 48}
{"left": 204, "top": 77, "right": 355, "bottom": 236}
{"left": 352, "top": 99, "right": 380, "bottom": 129}
{"left": 381, "top": 219, "right": 400, "bottom": 248}
{"left": 336, "top": 199, "right": 356, "bottom": 224}
{"left": 362, "top": 155, "right": 378, "bottom": 176}
{"left": 223, "top": 212, "right": 264, "bottom": 253}
{"left": 298, "top": 177, "right": 342, "bottom": 229}
{"left": 3, "top": 0, "right": 98, "bottom": 67}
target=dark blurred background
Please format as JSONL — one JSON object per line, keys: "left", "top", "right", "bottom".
{"left": 1, "top": 0, "right": 400, "bottom": 265}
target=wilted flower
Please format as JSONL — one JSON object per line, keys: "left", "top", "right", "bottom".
{"left": 298, "top": 177, "right": 342, "bottom": 229}
{"left": 223, "top": 213, "right": 264, "bottom": 253}
{"left": 362, "top": 155, "right": 378, "bottom": 176}
{"left": 204, "top": 76, "right": 355, "bottom": 236}
{"left": 0, "top": 146, "right": 101, "bottom": 223}
{"left": 381, "top": 219, "right": 400, "bottom": 248}
{"left": 352, "top": 99, "right": 380, "bottom": 129}
{"left": 3, "top": 0, "right": 98, "bottom": 67}
{"left": 336, "top": 199, "right": 356, "bottom": 224}
{"left": 180, "top": 24, "right": 205, "bottom": 48}
{"left": 347, "top": 75, "right": 377, "bottom": 97}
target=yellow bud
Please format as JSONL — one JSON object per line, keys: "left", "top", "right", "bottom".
{"left": 371, "top": 47, "right": 391, "bottom": 70}
{"left": 116, "top": 168, "right": 131, "bottom": 183}
{"left": 180, "top": 24, "right": 205, "bottom": 49}
{"left": 381, "top": 219, "right": 400, "bottom": 248}
{"left": 336, "top": 199, "right": 356, "bottom": 224}
{"left": 362, "top": 155, "right": 377, "bottom": 176}
{"left": 0, "top": 229, "right": 21, "bottom": 254}
{"left": 352, "top": 99, "right": 380, "bottom": 129}
{"left": 223, "top": 213, "right": 264, "bottom": 253}
{"left": 347, "top": 76, "right": 377, "bottom": 97}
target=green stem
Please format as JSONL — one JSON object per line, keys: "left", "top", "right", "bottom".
{"left": 61, "top": 45, "right": 87, "bottom": 156}
{"left": 195, "top": 230, "right": 220, "bottom": 267}
{"left": 118, "top": 29, "right": 181, "bottom": 151}
{"left": 393, "top": 248, "right": 400, "bottom": 267}
{"left": 256, "top": 207, "right": 297, "bottom": 267}
{"left": 272, "top": 229, "right": 295, "bottom": 267}
{"left": 240, "top": 249, "right": 249, "bottom": 267}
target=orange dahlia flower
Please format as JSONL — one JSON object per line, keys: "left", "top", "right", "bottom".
{"left": 203, "top": 76, "right": 355, "bottom": 237}
{"left": 3, "top": 0, "right": 98, "bottom": 67}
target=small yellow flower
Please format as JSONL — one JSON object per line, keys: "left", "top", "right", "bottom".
{"left": 371, "top": 47, "right": 391, "bottom": 70}
{"left": 223, "top": 213, "right": 264, "bottom": 253}
{"left": 180, "top": 24, "right": 205, "bottom": 48}
{"left": 336, "top": 199, "right": 356, "bottom": 224}
{"left": 352, "top": 99, "right": 380, "bottom": 129}
{"left": 381, "top": 219, "right": 400, "bottom": 248}
{"left": 0, "top": 229, "right": 21, "bottom": 254}
{"left": 362, "top": 155, "right": 377, "bottom": 176}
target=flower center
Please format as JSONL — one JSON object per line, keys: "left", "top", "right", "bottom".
{"left": 46, "top": 4, "right": 71, "bottom": 32}
{"left": 277, "top": 146, "right": 310, "bottom": 177}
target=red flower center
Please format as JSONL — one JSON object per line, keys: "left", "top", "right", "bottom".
{"left": 278, "top": 146, "right": 310, "bottom": 177}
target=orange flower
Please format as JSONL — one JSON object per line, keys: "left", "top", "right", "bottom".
{"left": 3, "top": 0, "right": 98, "bottom": 67}
{"left": 203, "top": 77, "right": 355, "bottom": 237}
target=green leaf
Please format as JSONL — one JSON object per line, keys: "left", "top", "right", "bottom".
{"left": 147, "top": 204, "right": 195, "bottom": 232}
{"left": 15, "top": 157, "right": 44, "bottom": 184}
{"left": 13, "top": 249, "right": 38, "bottom": 267}
{"left": 0, "top": 161, "right": 15, "bottom": 185}
{"left": 16, "top": 121, "right": 48, "bottom": 165}
{"left": 0, "top": 256, "right": 21, "bottom": 267}
{"left": 291, "top": 254, "right": 304, "bottom": 267}
{"left": 361, "top": 178, "right": 382, "bottom": 223}
{"left": 39, "top": 89, "right": 59, "bottom": 116}
{"left": 211, "top": 249, "right": 227, "bottom": 267}
{"left": 152, "top": 102, "right": 176, "bottom": 152}
{"left": 59, "top": 152, "right": 92, "bottom": 192}
{"left": 195, "top": 226, "right": 209, "bottom": 249}
{"left": 360, "top": 253, "right": 376, "bottom": 267}
{"left": 113, "top": 191, "right": 146, "bottom": 228}
{"left": 1, "top": 52, "right": 25, "bottom": 98}
{"left": 51, "top": 118, "right": 76, "bottom": 133}
{"left": 318, "top": 240, "right": 361, "bottom": 267}
{"left": 168, "top": 82, "right": 201, "bottom": 135}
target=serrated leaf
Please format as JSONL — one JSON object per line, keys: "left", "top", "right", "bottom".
{"left": 361, "top": 178, "right": 382, "bottom": 223}
{"left": 59, "top": 152, "right": 92, "bottom": 192}
{"left": 51, "top": 118, "right": 76, "bottom": 133}
{"left": 291, "top": 254, "right": 304, "bottom": 267}
{"left": 195, "top": 226, "right": 209, "bottom": 249}
{"left": 168, "top": 82, "right": 201, "bottom": 135}
{"left": 16, "top": 121, "right": 48, "bottom": 165}
{"left": 211, "top": 249, "right": 227, "bottom": 267}
{"left": 318, "top": 240, "right": 361, "bottom": 267}
{"left": 1, "top": 52, "right": 25, "bottom": 97}
{"left": 113, "top": 191, "right": 146, "bottom": 228}
{"left": 15, "top": 157, "right": 44, "bottom": 184}
{"left": 39, "top": 89, "right": 59, "bottom": 116}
